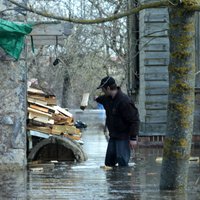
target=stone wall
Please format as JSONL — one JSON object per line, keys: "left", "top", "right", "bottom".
{"left": 0, "top": 59, "right": 27, "bottom": 169}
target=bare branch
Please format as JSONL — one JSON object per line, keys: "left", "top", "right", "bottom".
{"left": 8, "top": 0, "right": 170, "bottom": 24}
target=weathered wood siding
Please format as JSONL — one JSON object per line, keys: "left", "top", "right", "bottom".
{"left": 139, "top": 1, "right": 200, "bottom": 136}
{"left": 139, "top": 4, "right": 169, "bottom": 135}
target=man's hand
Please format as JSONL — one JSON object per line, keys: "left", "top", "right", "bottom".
{"left": 129, "top": 140, "right": 137, "bottom": 150}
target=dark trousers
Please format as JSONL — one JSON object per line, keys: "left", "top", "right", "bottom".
{"left": 105, "top": 138, "right": 130, "bottom": 167}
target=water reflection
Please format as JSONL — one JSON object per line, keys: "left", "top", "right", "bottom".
{"left": 105, "top": 167, "right": 140, "bottom": 200}
{"left": 0, "top": 110, "right": 199, "bottom": 199}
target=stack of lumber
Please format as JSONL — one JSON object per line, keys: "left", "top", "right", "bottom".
{"left": 27, "top": 87, "right": 82, "bottom": 141}
{"left": 28, "top": 87, "right": 57, "bottom": 106}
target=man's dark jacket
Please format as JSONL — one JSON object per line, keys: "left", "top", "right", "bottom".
{"left": 96, "top": 88, "right": 139, "bottom": 140}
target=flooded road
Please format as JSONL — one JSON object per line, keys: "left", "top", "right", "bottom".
{"left": 0, "top": 110, "right": 200, "bottom": 199}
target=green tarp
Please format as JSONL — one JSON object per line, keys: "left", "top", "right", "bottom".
{"left": 0, "top": 19, "right": 32, "bottom": 60}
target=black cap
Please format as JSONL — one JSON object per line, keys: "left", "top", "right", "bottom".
{"left": 97, "top": 76, "right": 116, "bottom": 89}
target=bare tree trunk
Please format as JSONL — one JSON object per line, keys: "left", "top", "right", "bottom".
{"left": 127, "top": 0, "right": 138, "bottom": 100}
{"left": 160, "top": 1, "right": 196, "bottom": 190}
{"left": 61, "top": 69, "right": 71, "bottom": 108}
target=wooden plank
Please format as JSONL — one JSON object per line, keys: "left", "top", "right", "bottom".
{"left": 144, "top": 17, "right": 168, "bottom": 26}
{"left": 145, "top": 102, "right": 168, "bottom": 110}
{"left": 142, "top": 5, "right": 168, "bottom": 13}
{"left": 28, "top": 119, "right": 49, "bottom": 127}
{"left": 52, "top": 125, "right": 81, "bottom": 135}
{"left": 28, "top": 88, "right": 45, "bottom": 95}
{"left": 144, "top": 14, "right": 168, "bottom": 23}
{"left": 139, "top": 7, "right": 169, "bottom": 37}
{"left": 145, "top": 87, "right": 168, "bottom": 95}
{"left": 52, "top": 113, "right": 71, "bottom": 120}
{"left": 30, "top": 23, "right": 73, "bottom": 36}
{"left": 27, "top": 97, "right": 47, "bottom": 105}
{"left": 54, "top": 119, "right": 73, "bottom": 125}
{"left": 28, "top": 99, "right": 56, "bottom": 113}
{"left": 64, "top": 134, "right": 81, "bottom": 141}
{"left": 28, "top": 163, "right": 55, "bottom": 169}
{"left": 144, "top": 58, "right": 168, "bottom": 66}
{"left": 146, "top": 88, "right": 168, "bottom": 95}
{"left": 27, "top": 127, "right": 52, "bottom": 134}
{"left": 145, "top": 66, "right": 168, "bottom": 74}
{"left": 155, "top": 156, "right": 199, "bottom": 163}
{"left": 141, "top": 37, "right": 169, "bottom": 45}
{"left": 28, "top": 36, "right": 67, "bottom": 40}
{"left": 80, "top": 93, "right": 90, "bottom": 110}
{"left": 46, "top": 96, "right": 57, "bottom": 105}
{"left": 145, "top": 115, "right": 167, "bottom": 123}
{"left": 144, "top": 43, "right": 169, "bottom": 52}
{"left": 52, "top": 113, "right": 73, "bottom": 125}
{"left": 30, "top": 104, "right": 49, "bottom": 113}
{"left": 28, "top": 94, "right": 46, "bottom": 101}
{"left": 146, "top": 95, "right": 168, "bottom": 102}
{"left": 28, "top": 107, "right": 52, "bottom": 117}
{"left": 28, "top": 112, "right": 54, "bottom": 124}
{"left": 54, "top": 106, "right": 73, "bottom": 118}
{"left": 145, "top": 81, "right": 168, "bottom": 88}
{"left": 145, "top": 52, "right": 169, "bottom": 59}
{"left": 144, "top": 29, "right": 168, "bottom": 37}
{"left": 144, "top": 123, "right": 166, "bottom": 135}
{"left": 144, "top": 73, "right": 168, "bottom": 81}
{"left": 51, "top": 132, "right": 80, "bottom": 139}
{"left": 140, "top": 6, "right": 167, "bottom": 15}
{"left": 26, "top": 36, "right": 69, "bottom": 46}
{"left": 146, "top": 110, "right": 167, "bottom": 116}
{"left": 27, "top": 128, "right": 82, "bottom": 142}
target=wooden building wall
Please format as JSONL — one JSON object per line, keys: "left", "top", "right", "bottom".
{"left": 138, "top": 5, "right": 169, "bottom": 136}
{"left": 138, "top": 1, "right": 200, "bottom": 136}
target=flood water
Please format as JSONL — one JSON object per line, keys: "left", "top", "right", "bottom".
{"left": 0, "top": 110, "right": 200, "bottom": 200}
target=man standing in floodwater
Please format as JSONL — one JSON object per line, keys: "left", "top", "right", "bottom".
{"left": 95, "top": 76, "right": 140, "bottom": 167}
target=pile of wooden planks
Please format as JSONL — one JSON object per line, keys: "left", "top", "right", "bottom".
{"left": 27, "top": 87, "right": 82, "bottom": 141}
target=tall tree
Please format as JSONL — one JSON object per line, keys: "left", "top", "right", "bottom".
{"left": 127, "top": 0, "right": 139, "bottom": 99}
{"left": 160, "top": 0, "right": 197, "bottom": 190}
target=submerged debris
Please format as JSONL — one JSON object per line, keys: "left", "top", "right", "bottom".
{"left": 27, "top": 87, "right": 82, "bottom": 142}
{"left": 26, "top": 84, "right": 87, "bottom": 164}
